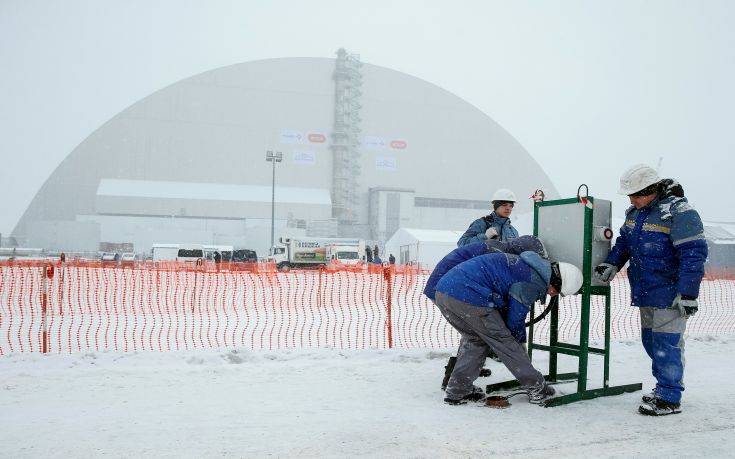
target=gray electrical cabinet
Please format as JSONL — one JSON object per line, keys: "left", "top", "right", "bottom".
{"left": 535, "top": 197, "right": 614, "bottom": 287}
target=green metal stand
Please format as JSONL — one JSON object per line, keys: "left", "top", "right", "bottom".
{"left": 486, "top": 196, "right": 641, "bottom": 407}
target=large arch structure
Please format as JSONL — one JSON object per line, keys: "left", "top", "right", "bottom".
{"left": 13, "top": 56, "right": 557, "bottom": 253}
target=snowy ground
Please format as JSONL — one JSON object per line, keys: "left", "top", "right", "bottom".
{"left": 2, "top": 335, "right": 734, "bottom": 458}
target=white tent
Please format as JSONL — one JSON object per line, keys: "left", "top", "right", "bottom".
{"left": 384, "top": 228, "right": 464, "bottom": 269}
{"left": 384, "top": 212, "right": 535, "bottom": 269}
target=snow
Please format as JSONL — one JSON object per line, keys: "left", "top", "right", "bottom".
{"left": 3, "top": 335, "right": 735, "bottom": 458}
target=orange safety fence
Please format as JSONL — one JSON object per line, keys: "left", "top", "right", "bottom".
{"left": 1, "top": 260, "right": 734, "bottom": 354}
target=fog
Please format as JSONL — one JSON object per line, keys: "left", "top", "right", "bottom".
{"left": 1, "top": 0, "right": 734, "bottom": 243}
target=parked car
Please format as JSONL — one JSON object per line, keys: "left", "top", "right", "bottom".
{"left": 100, "top": 252, "right": 120, "bottom": 262}
{"left": 120, "top": 252, "right": 137, "bottom": 265}
{"left": 232, "top": 249, "right": 258, "bottom": 263}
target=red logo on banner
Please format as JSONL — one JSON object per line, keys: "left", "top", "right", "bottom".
{"left": 308, "top": 133, "right": 326, "bottom": 143}
{"left": 390, "top": 140, "right": 407, "bottom": 150}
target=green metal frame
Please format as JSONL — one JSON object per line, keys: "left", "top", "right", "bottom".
{"left": 486, "top": 196, "right": 641, "bottom": 407}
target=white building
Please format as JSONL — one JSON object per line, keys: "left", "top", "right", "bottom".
{"left": 384, "top": 228, "right": 464, "bottom": 269}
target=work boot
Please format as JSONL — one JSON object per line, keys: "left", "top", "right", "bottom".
{"left": 638, "top": 398, "right": 681, "bottom": 416}
{"left": 641, "top": 389, "right": 656, "bottom": 404}
{"left": 444, "top": 386, "right": 485, "bottom": 405}
{"left": 527, "top": 383, "right": 555, "bottom": 405}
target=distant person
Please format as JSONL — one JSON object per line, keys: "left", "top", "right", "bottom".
{"left": 434, "top": 251, "right": 582, "bottom": 405}
{"left": 389, "top": 254, "right": 396, "bottom": 264}
{"left": 457, "top": 188, "right": 519, "bottom": 247}
{"left": 373, "top": 255, "right": 383, "bottom": 265}
{"left": 373, "top": 245, "right": 380, "bottom": 260}
{"left": 594, "top": 164, "right": 707, "bottom": 416}
{"left": 214, "top": 251, "right": 222, "bottom": 264}
{"left": 366, "top": 245, "right": 373, "bottom": 263}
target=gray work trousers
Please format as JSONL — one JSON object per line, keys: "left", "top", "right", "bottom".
{"left": 639, "top": 306, "right": 687, "bottom": 403}
{"left": 435, "top": 292, "right": 544, "bottom": 400}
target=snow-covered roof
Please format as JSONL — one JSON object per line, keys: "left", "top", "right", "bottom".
{"left": 704, "top": 225, "right": 735, "bottom": 245}
{"left": 96, "top": 179, "right": 331, "bottom": 206}
{"left": 704, "top": 226, "right": 735, "bottom": 241}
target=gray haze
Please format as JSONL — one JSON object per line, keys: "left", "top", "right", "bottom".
{"left": 1, "top": 0, "right": 734, "bottom": 239}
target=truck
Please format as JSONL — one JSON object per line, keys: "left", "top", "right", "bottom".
{"left": 268, "top": 237, "right": 366, "bottom": 271}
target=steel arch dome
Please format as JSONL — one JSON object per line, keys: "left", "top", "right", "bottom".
{"left": 13, "top": 57, "right": 557, "bottom": 247}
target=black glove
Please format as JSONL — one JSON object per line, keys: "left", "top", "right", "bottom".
{"left": 672, "top": 294, "right": 698, "bottom": 317}
{"left": 594, "top": 263, "right": 618, "bottom": 283}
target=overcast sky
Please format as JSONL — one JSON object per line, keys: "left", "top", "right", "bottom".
{"left": 1, "top": 0, "right": 733, "bottom": 238}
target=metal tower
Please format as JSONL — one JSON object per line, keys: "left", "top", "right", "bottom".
{"left": 331, "top": 48, "right": 363, "bottom": 226}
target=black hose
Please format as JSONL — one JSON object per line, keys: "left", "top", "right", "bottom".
{"left": 525, "top": 295, "right": 558, "bottom": 327}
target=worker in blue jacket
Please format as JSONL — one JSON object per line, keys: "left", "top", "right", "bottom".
{"left": 425, "top": 235, "right": 547, "bottom": 303}
{"left": 425, "top": 236, "right": 548, "bottom": 390}
{"left": 435, "top": 251, "right": 582, "bottom": 405}
{"left": 595, "top": 164, "right": 708, "bottom": 416}
{"left": 457, "top": 188, "right": 519, "bottom": 246}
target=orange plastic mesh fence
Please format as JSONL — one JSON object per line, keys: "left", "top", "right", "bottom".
{"left": 1, "top": 261, "right": 734, "bottom": 354}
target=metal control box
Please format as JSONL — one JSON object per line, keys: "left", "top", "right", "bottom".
{"left": 535, "top": 197, "right": 613, "bottom": 288}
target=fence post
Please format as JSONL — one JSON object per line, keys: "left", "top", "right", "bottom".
{"left": 42, "top": 264, "right": 54, "bottom": 353}
{"left": 192, "top": 259, "right": 202, "bottom": 313}
{"left": 58, "top": 254, "right": 65, "bottom": 319}
{"left": 384, "top": 265, "right": 393, "bottom": 349}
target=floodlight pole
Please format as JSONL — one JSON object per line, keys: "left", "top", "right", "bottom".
{"left": 266, "top": 151, "right": 283, "bottom": 249}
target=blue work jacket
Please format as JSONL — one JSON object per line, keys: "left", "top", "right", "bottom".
{"left": 605, "top": 195, "right": 708, "bottom": 307}
{"left": 457, "top": 212, "right": 519, "bottom": 247}
{"left": 424, "top": 236, "right": 546, "bottom": 302}
{"left": 435, "top": 251, "right": 550, "bottom": 342}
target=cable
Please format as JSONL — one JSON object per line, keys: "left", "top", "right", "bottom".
{"left": 526, "top": 295, "right": 558, "bottom": 327}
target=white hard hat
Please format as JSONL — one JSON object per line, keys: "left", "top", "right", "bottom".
{"left": 492, "top": 188, "right": 517, "bottom": 202}
{"left": 558, "top": 262, "right": 583, "bottom": 296}
{"left": 618, "top": 164, "right": 660, "bottom": 195}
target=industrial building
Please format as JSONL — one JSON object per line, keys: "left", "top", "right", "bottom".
{"left": 11, "top": 50, "right": 559, "bottom": 256}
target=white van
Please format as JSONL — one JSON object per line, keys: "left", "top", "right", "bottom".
{"left": 204, "top": 245, "right": 234, "bottom": 262}
{"left": 176, "top": 244, "right": 205, "bottom": 263}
